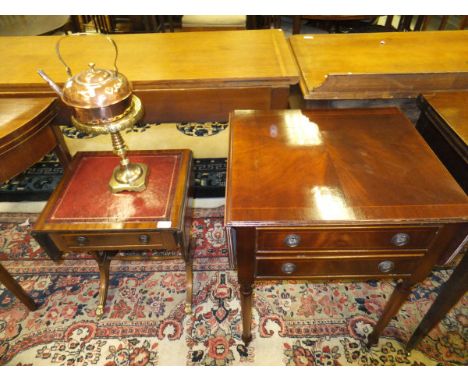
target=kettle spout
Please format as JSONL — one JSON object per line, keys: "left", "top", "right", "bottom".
{"left": 37, "top": 69, "right": 63, "bottom": 98}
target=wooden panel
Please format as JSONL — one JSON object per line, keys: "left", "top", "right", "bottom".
{"left": 303, "top": 72, "right": 468, "bottom": 100}
{"left": 420, "top": 91, "right": 468, "bottom": 144}
{"left": 289, "top": 30, "right": 468, "bottom": 99}
{"left": 255, "top": 255, "right": 424, "bottom": 279}
{"left": 135, "top": 87, "right": 275, "bottom": 123}
{"left": 257, "top": 226, "right": 439, "bottom": 251}
{"left": 0, "top": 30, "right": 298, "bottom": 93}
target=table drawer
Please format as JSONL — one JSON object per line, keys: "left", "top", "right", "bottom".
{"left": 255, "top": 255, "right": 423, "bottom": 279}
{"left": 257, "top": 227, "right": 439, "bottom": 252}
{"left": 51, "top": 231, "right": 176, "bottom": 251}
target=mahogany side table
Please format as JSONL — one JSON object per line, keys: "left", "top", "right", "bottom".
{"left": 225, "top": 108, "right": 468, "bottom": 346}
{"left": 32, "top": 149, "right": 193, "bottom": 318}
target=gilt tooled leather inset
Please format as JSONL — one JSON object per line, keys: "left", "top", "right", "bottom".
{"left": 48, "top": 154, "right": 180, "bottom": 222}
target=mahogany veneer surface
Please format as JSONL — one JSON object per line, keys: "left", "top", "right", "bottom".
{"left": 226, "top": 108, "right": 468, "bottom": 224}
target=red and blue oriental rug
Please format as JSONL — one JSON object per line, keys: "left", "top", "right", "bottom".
{"left": 0, "top": 208, "right": 466, "bottom": 365}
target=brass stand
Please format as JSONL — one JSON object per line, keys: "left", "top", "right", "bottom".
{"left": 109, "top": 131, "right": 148, "bottom": 192}
{"left": 71, "top": 95, "right": 148, "bottom": 193}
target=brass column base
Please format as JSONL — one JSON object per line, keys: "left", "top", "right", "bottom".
{"left": 109, "top": 163, "right": 149, "bottom": 193}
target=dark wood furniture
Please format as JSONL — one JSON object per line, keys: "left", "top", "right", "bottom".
{"left": 225, "top": 108, "right": 468, "bottom": 346}
{"left": 416, "top": 91, "right": 468, "bottom": 195}
{"left": 405, "top": 91, "right": 468, "bottom": 352}
{"left": 292, "top": 16, "right": 376, "bottom": 34}
{"left": 0, "top": 97, "right": 70, "bottom": 311}
{"left": 0, "top": 264, "right": 37, "bottom": 311}
{"left": 289, "top": 30, "right": 468, "bottom": 101}
{"left": 0, "top": 97, "right": 71, "bottom": 183}
{"left": 32, "top": 150, "right": 193, "bottom": 318}
{"left": 406, "top": 249, "right": 468, "bottom": 353}
{"left": 0, "top": 30, "right": 298, "bottom": 124}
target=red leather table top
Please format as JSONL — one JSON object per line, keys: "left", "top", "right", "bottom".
{"left": 48, "top": 152, "right": 181, "bottom": 223}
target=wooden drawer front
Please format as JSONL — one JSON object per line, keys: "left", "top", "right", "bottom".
{"left": 255, "top": 255, "right": 423, "bottom": 279}
{"left": 257, "top": 227, "right": 438, "bottom": 252}
{"left": 52, "top": 231, "right": 176, "bottom": 251}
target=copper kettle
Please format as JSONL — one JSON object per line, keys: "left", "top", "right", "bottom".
{"left": 38, "top": 34, "right": 133, "bottom": 125}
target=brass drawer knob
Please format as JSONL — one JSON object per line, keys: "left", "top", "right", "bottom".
{"left": 281, "top": 262, "right": 297, "bottom": 275}
{"left": 284, "top": 234, "right": 301, "bottom": 247}
{"left": 378, "top": 260, "right": 395, "bottom": 273}
{"left": 139, "top": 234, "right": 150, "bottom": 244}
{"left": 76, "top": 236, "right": 88, "bottom": 246}
{"left": 391, "top": 233, "right": 410, "bottom": 247}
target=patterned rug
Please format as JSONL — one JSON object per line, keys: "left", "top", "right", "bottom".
{"left": 0, "top": 209, "right": 467, "bottom": 366}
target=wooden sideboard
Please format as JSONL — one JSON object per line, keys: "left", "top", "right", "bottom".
{"left": 289, "top": 30, "right": 468, "bottom": 101}
{"left": 225, "top": 108, "right": 468, "bottom": 346}
{"left": 0, "top": 30, "right": 299, "bottom": 123}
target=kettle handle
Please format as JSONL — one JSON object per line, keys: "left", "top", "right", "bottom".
{"left": 55, "top": 32, "right": 120, "bottom": 78}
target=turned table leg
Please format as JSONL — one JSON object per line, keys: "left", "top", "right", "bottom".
{"left": 406, "top": 253, "right": 468, "bottom": 353}
{"left": 185, "top": 257, "right": 193, "bottom": 314}
{"left": 93, "top": 252, "right": 112, "bottom": 319}
{"left": 0, "top": 263, "right": 37, "bottom": 311}
{"left": 240, "top": 283, "right": 254, "bottom": 346}
{"left": 367, "top": 279, "right": 413, "bottom": 347}
{"left": 233, "top": 227, "right": 256, "bottom": 346}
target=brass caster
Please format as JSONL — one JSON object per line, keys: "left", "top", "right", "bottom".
{"left": 185, "top": 303, "right": 192, "bottom": 315}
{"left": 96, "top": 305, "right": 104, "bottom": 319}
{"left": 242, "top": 335, "right": 252, "bottom": 347}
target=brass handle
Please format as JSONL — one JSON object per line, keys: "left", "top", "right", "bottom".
{"left": 139, "top": 234, "right": 150, "bottom": 244}
{"left": 55, "top": 33, "right": 120, "bottom": 78}
{"left": 378, "top": 260, "right": 395, "bottom": 273}
{"left": 284, "top": 234, "right": 301, "bottom": 248}
{"left": 281, "top": 262, "right": 297, "bottom": 275}
{"left": 76, "top": 236, "right": 88, "bottom": 246}
{"left": 391, "top": 233, "right": 410, "bottom": 247}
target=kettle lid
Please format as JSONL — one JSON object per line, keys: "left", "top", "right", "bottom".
{"left": 62, "top": 62, "right": 132, "bottom": 109}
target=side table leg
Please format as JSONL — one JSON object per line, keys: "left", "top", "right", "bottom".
{"left": 94, "top": 252, "right": 112, "bottom": 319}
{"left": 185, "top": 257, "right": 193, "bottom": 314}
{"left": 406, "top": 253, "right": 468, "bottom": 353}
{"left": 367, "top": 279, "right": 413, "bottom": 348}
{"left": 240, "top": 283, "right": 254, "bottom": 346}
{"left": 0, "top": 264, "right": 37, "bottom": 311}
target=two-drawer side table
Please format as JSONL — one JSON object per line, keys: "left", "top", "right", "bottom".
{"left": 225, "top": 108, "right": 468, "bottom": 346}
{"left": 32, "top": 150, "right": 193, "bottom": 318}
